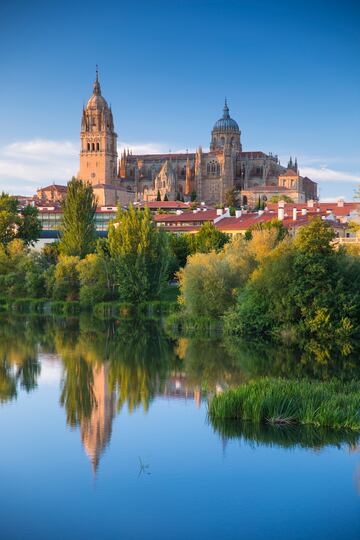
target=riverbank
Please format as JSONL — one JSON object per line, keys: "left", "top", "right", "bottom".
{"left": 0, "top": 285, "right": 180, "bottom": 318}
{"left": 209, "top": 378, "right": 360, "bottom": 431}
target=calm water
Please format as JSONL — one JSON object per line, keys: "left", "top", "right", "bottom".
{"left": 0, "top": 315, "right": 359, "bottom": 540}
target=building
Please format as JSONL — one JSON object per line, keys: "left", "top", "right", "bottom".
{"left": 36, "top": 183, "right": 67, "bottom": 204}
{"left": 77, "top": 69, "right": 317, "bottom": 207}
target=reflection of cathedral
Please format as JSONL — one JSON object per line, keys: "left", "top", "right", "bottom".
{"left": 80, "top": 363, "right": 116, "bottom": 473}
{"left": 77, "top": 68, "right": 317, "bottom": 206}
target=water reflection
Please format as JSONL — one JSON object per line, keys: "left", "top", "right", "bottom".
{"left": 0, "top": 314, "right": 359, "bottom": 472}
{"left": 210, "top": 417, "right": 360, "bottom": 451}
{"left": 0, "top": 318, "right": 41, "bottom": 402}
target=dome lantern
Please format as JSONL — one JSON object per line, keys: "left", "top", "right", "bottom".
{"left": 210, "top": 99, "right": 242, "bottom": 151}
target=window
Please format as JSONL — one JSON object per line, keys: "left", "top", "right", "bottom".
{"left": 92, "top": 143, "right": 95, "bottom": 151}
{"left": 87, "top": 143, "right": 90, "bottom": 151}
{"left": 96, "top": 142, "right": 100, "bottom": 151}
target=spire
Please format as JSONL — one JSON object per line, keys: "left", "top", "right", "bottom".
{"left": 93, "top": 65, "right": 101, "bottom": 96}
{"left": 223, "top": 97, "right": 230, "bottom": 119}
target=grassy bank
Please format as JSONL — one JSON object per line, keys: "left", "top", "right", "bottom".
{"left": 209, "top": 378, "right": 360, "bottom": 431}
{"left": 1, "top": 286, "right": 180, "bottom": 319}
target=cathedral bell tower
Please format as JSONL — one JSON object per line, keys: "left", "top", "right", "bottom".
{"left": 78, "top": 67, "right": 118, "bottom": 186}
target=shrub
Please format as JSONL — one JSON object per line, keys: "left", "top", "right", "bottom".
{"left": 53, "top": 255, "right": 80, "bottom": 301}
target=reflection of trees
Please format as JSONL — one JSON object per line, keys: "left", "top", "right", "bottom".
{"left": 224, "top": 337, "right": 360, "bottom": 381}
{"left": 0, "top": 358, "right": 17, "bottom": 402}
{"left": 107, "top": 319, "right": 179, "bottom": 412}
{"left": 60, "top": 355, "right": 96, "bottom": 427}
{"left": 0, "top": 315, "right": 41, "bottom": 402}
{"left": 210, "top": 417, "right": 360, "bottom": 451}
{"left": 178, "top": 338, "right": 245, "bottom": 392}
{"left": 56, "top": 318, "right": 179, "bottom": 418}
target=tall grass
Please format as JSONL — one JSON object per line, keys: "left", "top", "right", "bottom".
{"left": 208, "top": 378, "right": 360, "bottom": 431}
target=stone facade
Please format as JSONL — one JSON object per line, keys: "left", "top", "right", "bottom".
{"left": 77, "top": 71, "right": 317, "bottom": 207}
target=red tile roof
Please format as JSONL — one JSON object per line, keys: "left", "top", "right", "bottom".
{"left": 137, "top": 201, "right": 189, "bottom": 209}
{"left": 154, "top": 210, "right": 219, "bottom": 223}
{"left": 39, "top": 184, "right": 67, "bottom": 191}
{"left": 266, "top": 202, "right": 358, "bottom": 216}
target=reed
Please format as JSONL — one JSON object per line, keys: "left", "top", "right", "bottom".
{"left": 208, "top": 378, "right": 360, "bottom": 431}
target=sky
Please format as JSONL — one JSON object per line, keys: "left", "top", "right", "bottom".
{"left": 0, "top": 0, "right": 359, "bottom": 200}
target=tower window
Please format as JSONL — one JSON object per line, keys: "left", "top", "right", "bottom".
{"left": 96, "top": 142, "right": 100, "bottom": 151}
{"left": 92, "top": 143, "right": 95, "bottom": 151}
{"left": 87, "top": 143, "right": 90, "bottom": 151}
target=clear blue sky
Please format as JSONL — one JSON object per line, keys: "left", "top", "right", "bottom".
{"left": 0, "top": 0, "right": 359, "bottom": 199}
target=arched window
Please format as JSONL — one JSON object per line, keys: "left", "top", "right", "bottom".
{"left": 96, "top": 142, "right": 100, "bottom": 151}
{"left": 87, "top": 142, "right": 90, "bottom": 151}
{"left": 243, "top": 195, "right": 248, "bottom": 206}
{"left": 217, "top": 163, "right": 220, "bottom": 175}
{"left": 207, "top": 164, "right": 211, "bottom": 174}
{"left": 221, "top": 136, "right": 225, "bottom": 146}
{"left": 92, "top": 143, "right": 95, "bottom": 151}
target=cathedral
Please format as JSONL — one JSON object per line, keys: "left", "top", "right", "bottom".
{"left": 77, "top": 69, "right": 317, "bottom": 206}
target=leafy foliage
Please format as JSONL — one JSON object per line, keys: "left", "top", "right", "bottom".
{"left": 60, "top": 178, "right": 97, "bottom": 258}
{"left": 269, "top": 195, "right": 294, "bottom": 203}
{"left": 0, "top": 192, "right": 41, "bottom": 247}
{"left": 108, "top": 205, "right": 170, "bottom": 303}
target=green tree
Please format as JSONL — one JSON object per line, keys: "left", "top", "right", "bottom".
{"left": 60, "top": 178, "right": 97, "bottom": 258}
{"left": 179, "top": 230, "right": 279, "bottom": 318}
{"left": 269, "top": 195, "right": 294, "bottom": 203}
{"left": 225, "top": 218, "right": 360, "bottom": 345}
{"left": 78, "top": 252, "right": 117, "bottom": 305}
{"left": 163, "top": 193, "right": 169, "bottom": 201}
{"left": 0, "top": 240, "right": 33, "bottom": 298}
{"left": 17, "top": 205, "right": 42, "bottom": 246}
{"left": 178, "top": 251, "right": 239, "bottom": 317}
{"left": 108, "top": 205, "right": 170, "bottom": 303}
{"left": 156, "top": 190, "right": 161, "bottom": 201}
{"left": 224, "top": 187, "right": 240, "bottom": 208}
{"left": 190, "top": 191, "right": 197, "bottom": 202}
{"left": 53, "top": 255, "right": 80, "bottom": 301}
{"left": 0, "top": 193, "right": 41, "bottom": 247}
{"left": 245, "top": 218, "right": 288, "bottom": 242}
{"left": 191, "top": 222, "right": 229, "bottom": 253}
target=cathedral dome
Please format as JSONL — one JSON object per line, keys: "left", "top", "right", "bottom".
{"left": 86, "top": 93, "right": 108, "bottom": 110}
{"left": 212, "top": 100, "right": 239, "bottom": 132}
{"left": 86, "top": 66, "right": 109, "bottom": 110}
